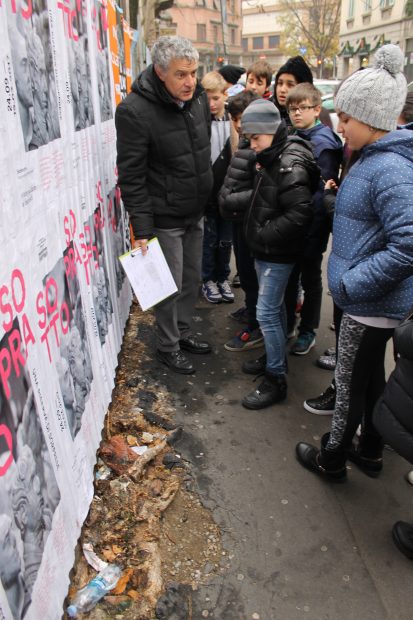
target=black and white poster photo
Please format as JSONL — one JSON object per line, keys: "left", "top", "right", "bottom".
{"left": 0, "top": 321, "right": 60, "bottom": 619}
{"left": 7, "top": 0, "right": 61, "bottom": 151}
{"left": 67, "top": 0, "right": 95, "bottom": 130}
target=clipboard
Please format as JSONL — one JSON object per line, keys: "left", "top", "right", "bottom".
{"left": 119, "top": 238, "right": 178, "bottom": 311}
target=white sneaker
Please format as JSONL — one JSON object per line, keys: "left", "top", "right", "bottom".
{"left": 202, "top": 280, "right": 222, "bottom": 303}
{"left": 218, "top": 280, "right": 235, "bottom": 303}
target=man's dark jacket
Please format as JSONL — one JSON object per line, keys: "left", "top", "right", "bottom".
{"left": 244, "top": 123, "right": 320, "bottom": 263}
{"left": 115, "top": 65, "right": 213, "bottom": 238}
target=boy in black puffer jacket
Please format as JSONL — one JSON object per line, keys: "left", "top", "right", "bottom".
{"left": 240, "top": 99, "right": 319, "bottom": 410}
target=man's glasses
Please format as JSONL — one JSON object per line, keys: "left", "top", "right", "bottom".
{"left": 288, "top": 105, "right": 316, "bottom": 114}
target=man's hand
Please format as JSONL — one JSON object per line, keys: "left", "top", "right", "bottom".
{"left": 133, "top": 238, "right": 148, "bottom": 256}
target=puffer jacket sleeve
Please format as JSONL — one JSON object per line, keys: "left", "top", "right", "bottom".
{"left": 340, "top": 163, "right": 413, "bottom": 303}
{"left": 218, "top": 146, "right": 256, "bottom": 221}
{"left": 115, "top": 102, "right": 153, "bottom": 239}
{"left": 373, "top": 318, "right": 413, "bottom": 463}
{"left": 257, "top": 163, "right": 315, "bottom": 250}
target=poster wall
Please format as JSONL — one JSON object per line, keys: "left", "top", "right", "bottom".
{"left": 0, "top": 0, "right": 134, "bottom": 618}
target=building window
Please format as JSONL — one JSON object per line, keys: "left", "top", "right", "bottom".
{"left": 212, "top": 24, "right": 218, "bottom": 42}
{"left": 362, "top": 0, "right": 372, "bottom": 10}
{"left": 253, "top": 36, "right": 264, "bottom": 49}
{"left": 380, "top": 0, "right": 394, "bottom": 6}
{"left": 230, "top": 0, "right": 236, "bottom": 13}
{"left": 242, "top": 37, "right": 248, "bottom": 51}
{"left": 195, "top": 0, "right": 206, "bottom": 5}
{"left": 268, "top": 35, "right": 280, "bottom": 48}
{"left": 230, "top": 28, "right": 236, "bottom": 45}
{"left": 348, "top": 0, "right": 354, "bottom": 18}
{"left": 197, "top": 24, "right": 206, "bottom": 42}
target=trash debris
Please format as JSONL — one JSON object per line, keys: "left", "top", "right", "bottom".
{"left": 95, "top": 459, "right": 112, "bottom": 481}
{"left": 100, "top": 435, "right": 138, "bottom": 475}
{"left": 127, "top": 439, "right": 167, "bottom": 482}
{"left": 67, "top": 564, "right": 121, "bottom": 617}
{"left": 163, "top": 453, "right": 185, "bottom": 470}
{"left": 143, "top": 410, "right": 177, "bottom": 431}
{"left": 137, "top": 389, "right": 158, "bottom": 408}
{"left": 166, "top": 426, "right": 183, "bottom": 446}
{"left": 82, "top": 543, "right": 108, "bottom": 572}
{"left": 141, "top": 431, "right": 154, "bottom": 443}
{"left": 131, "top": 445, "right": 149, "bottom": 455}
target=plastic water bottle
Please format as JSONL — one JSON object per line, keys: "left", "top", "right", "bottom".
{"left": 67, "top": 564, "right": 121, "bottom": 617}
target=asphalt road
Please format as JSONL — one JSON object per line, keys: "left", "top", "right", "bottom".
{"left": 156, "top": 282, "right": 412, "bottom": 620}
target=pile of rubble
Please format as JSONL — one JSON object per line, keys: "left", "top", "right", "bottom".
{"left": 66, "top": 305, "right": 222, "bottom": 619}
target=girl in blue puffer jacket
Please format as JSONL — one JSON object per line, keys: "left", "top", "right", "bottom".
{"left": 295, "top": 44, "right": 413, "bottom": 482}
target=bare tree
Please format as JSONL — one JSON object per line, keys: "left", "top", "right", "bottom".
{"left": 279, "top": 0, "right": 341, "bottom": 78}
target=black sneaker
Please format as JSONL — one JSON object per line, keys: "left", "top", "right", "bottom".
{"left": 242, "top": 353, "right": 267, "bottom": 375}
{"left": 228, "top": 306, "right": 249, "bottom": 323}
{"left": 242, "top": 373, "right": 287, "bottom": 410}
{"left": 303, "top": 383, "right": 335, "bottom": 415}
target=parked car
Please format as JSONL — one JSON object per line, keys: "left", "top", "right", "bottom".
{"left": 314, "top": 79, "right": 340, "bottom": 96}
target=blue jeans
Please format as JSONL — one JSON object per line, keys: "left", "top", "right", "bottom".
{"left": 255, "top": 260, "right": 294, "bottom": 375}
{"left": 202, "top": 214, "right": 232, "bottom": 282}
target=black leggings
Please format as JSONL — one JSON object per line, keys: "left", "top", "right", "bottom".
{"left": 327, "top": 314, "right": 393, "bottom": 452}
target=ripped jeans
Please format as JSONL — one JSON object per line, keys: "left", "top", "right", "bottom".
{"left": 202, "top": 214, "right": 233, "bottom": 283}
{"left": 255, "top": 260, "right": 294, "bottom": 376}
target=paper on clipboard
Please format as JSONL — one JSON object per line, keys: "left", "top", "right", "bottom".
{"left": 119, "top": 238, "right": 178, "bottom": 311}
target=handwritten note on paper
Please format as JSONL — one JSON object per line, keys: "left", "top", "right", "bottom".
{"left": 119, "top": 238, "right": 178, "bottom": 311}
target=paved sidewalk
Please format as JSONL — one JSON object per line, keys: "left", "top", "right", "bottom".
{"left": 157, "top": 287, "right": 412, "bottom": 620}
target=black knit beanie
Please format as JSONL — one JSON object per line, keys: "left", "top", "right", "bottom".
{"left": 275, "top": 56, "right": 313, "bottom": 85}
{"left": 218, "top": 64, "right": 246, "bottom": 85}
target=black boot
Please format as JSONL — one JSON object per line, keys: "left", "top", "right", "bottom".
{"left": 392, "top": 521, "right": 413, "bottom": 560}
{"left": 242, "top": 372, "right": 287, "bottom": 410}
{"left": 296, "top": 433, "right": 347, "bottom": 482}
{"left": 242, "top": 354, "right": 266, "bottom": 375}
{"left": 347, "top": 432, "right": 383, "bottom": 478}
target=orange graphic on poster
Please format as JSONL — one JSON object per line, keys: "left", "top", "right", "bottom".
{"left": 107, "top": 0, "right": 132, "bottom": 105}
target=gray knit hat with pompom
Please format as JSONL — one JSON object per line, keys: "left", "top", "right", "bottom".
{"left": 334, "top": 44, "right": 407, "bottom": 131}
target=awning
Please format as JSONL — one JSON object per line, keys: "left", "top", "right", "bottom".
{"left": 371, "top": 33, "right": 391, "bottom": 52}
{"left": 354, "top": 36, "right": 370, "bottom": 55}
{"left": 338, "top": 41, "right": 355, "bottom": 57}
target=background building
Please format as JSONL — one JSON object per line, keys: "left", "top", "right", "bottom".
{"left": 241, "top": 0, "right": 285, "bottom": 70}
{"left": 168, "top": 0, "right": 243, "bottom": 76}
{"left": 338, "top": 0, "right": 413, "bottom": 80}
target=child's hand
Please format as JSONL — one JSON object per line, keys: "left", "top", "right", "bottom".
{"left": 324, "top": 179, "right": 338, "bottom": 191}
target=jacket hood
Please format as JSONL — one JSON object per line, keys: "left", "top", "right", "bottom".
{"left": 364, "top": 129, "right": 413, "bottom": 164}
{"left": 131, "top": 64, "right": 204, "bottom": 108}
{"left": 256, "top": 121, "right": 288, "bottom": 167}
{"left": 296, "top": 122, "right": 343, "bottom": 159}
{"left": 257, "top": 124, "right": 319, "bottom": 192}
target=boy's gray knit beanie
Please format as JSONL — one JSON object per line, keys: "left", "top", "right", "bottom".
{"left": 241, "top": 98, "right": 281, "bottom": 134}
{"left": 334, "top": 44, "right": 407, "bottom": 131}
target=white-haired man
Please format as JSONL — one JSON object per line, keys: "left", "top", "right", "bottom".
{"left": 116, "top": 35, "right": 213, "bottom": 374}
